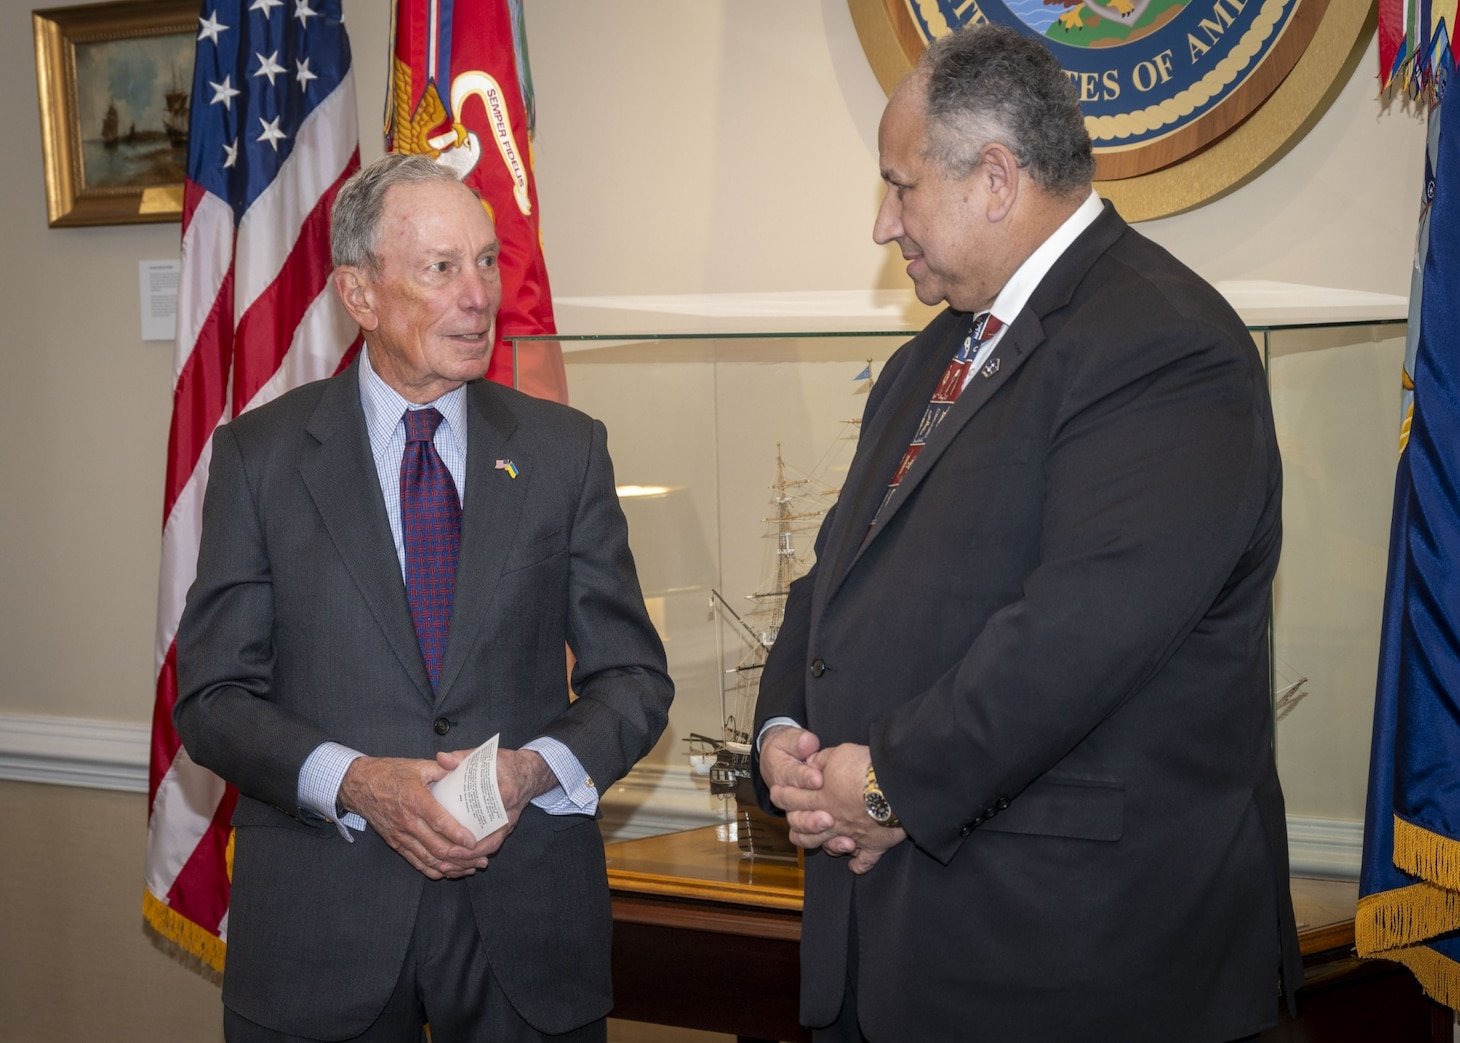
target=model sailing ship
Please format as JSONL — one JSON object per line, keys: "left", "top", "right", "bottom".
{"left": 688, "top": 447, "right": 839, "bottom": 858}
{"left": 690, "top": 359, "right": 870, "bottom": 858}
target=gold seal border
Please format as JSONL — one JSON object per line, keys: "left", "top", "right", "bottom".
{"left": 847, "top": 0, "right": 1375, "bottom": 220}
{"left": 1083, "top": 0, "right": 1289, "bottom": 144}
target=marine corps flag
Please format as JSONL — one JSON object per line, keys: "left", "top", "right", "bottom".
{"left": 1357, "top": 7, "right": 1460, "bottom": 1006}
{"left": 387, "top": 0, "right": 566, "bottom": 402}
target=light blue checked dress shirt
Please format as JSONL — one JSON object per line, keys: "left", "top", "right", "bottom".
{"left": 298, "top": 347, "right": 597, "bottom": 840}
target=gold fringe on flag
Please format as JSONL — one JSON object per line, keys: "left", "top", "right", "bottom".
{"left": 1370, "top": 941, "right": 1460, "bottom": 1011}
{"left": 1394, "top": 814, "right": 1460, "bottom": 890}
{"left": 1357, "top": 879, "right": 1460, "bottom": 952}
{"left": 142, "top": 889, "right": 225, "bottom": 978}
{"left": 1356, "top": 816, "right": 1460, "bottom": 1008}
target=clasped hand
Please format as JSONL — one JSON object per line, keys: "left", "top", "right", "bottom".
{"left": 759, "top": 726, "right": 906, "bottom": 874}
{"left": 339, "top": 746, "right": 552, "bottom": 880}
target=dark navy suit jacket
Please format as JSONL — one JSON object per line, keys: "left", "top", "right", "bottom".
{"left": 755, "top": 204, "right": 1301, "bottom": 1041}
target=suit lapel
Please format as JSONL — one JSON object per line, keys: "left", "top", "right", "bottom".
{"left": 298, "top": 364, "right": 434, "bottom": 701}
{"left": 826, "top": 202, "right": 1130, "bottom": 584}
{"left": 435, "top": 381, "right": 524, "bottom": 706}
{"left": 859, "top": 313, "right": 1044, "bottom": 557}
{"left": 818, "top": 311, "right": 966, "bottom": 603}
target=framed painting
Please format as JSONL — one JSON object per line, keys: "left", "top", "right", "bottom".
{"left": 33, "top": 0, "right": 197, "bottom": 227}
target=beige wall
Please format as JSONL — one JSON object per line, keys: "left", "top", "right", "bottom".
{"left": 0, "top": 784, "right": 222, "bottom": 1040}
{"left": 0, "top": 2, "right": 1424, "bottom": 723}
{"left": 0, "top": 0, "right": 1424, "bottom": 1033}
{"left": 524, "top": 3, "right": 1423, "bottom": 300}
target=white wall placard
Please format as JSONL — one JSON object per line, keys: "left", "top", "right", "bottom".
{"left": 138, "top": 260, "right": 180, "bottom": 343}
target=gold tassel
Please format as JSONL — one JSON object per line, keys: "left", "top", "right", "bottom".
{"left": 1376, "top": 942, "right": 1460, "bottom": 1012}
{"left": 1357, "top": 882, "right": 1460, "bottom": 952}
{"left": 142, "top": 890, "right": 226, "bottom": 978}
{"left": 1356, "top": 885, "right": 1460, "bottom": 1010}
{"left": 1394, "top": 815, "right": 1460, "bottom": 890}
{"left": 1357, "top": 816, "right": 1460, "bottom": 1010}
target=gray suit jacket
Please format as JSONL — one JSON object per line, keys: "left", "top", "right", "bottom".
{"left": 754, "top": 204, "right": 1301, "bottom": 1041}
{"left": 176, "top": 361, "right": 672, "bottom": 1037}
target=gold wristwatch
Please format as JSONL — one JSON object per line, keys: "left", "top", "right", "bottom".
{"left": 864, "top": 765, "right": 901, "bottom": 828}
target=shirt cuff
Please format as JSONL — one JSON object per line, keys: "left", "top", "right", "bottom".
{"left": 757, "top": 717, "right": 802, "bottom": 752}
{"left": 299, "top": 741, "right": 367, "bottom": 841}
{"left": 522, "top": 736, "right": 597, "bottom": 815}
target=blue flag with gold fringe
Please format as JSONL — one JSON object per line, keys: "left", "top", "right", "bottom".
{"left": 1356, "top": 50, "right": 1460, "bottom": 1007}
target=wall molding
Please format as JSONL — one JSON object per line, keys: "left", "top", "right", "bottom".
{"left": 1284, "top": 814, "right": 1364, "bottom": 879}
{"left": 0, "top": 712, "right": 1361, "bottom": 875}
{"left": 0, "top": 713, "right": 150, "bottom": 793}
{"left": 0, "top": 711, "right": 728, "bottom": 836}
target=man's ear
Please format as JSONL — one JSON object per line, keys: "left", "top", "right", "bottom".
{"left": 981, "top": 142, "right": 1020, "bottom": 223}
{"left": 332, "top": 266, "right": 378, "bottom": 331}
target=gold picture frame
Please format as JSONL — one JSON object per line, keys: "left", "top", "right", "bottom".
{"left": 33, "top": 0, "right": 197, "bottom": 227}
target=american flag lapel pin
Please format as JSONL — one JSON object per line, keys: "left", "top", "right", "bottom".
{"left": 495, "top": 459, "right": 519, "bottom": 479}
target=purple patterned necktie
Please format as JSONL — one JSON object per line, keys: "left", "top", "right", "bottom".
{"left": 400, "top": 407, "right": 460, "bottom": 691}
{"left": 876, "top": 311, "right": 1004, "bottom": 517}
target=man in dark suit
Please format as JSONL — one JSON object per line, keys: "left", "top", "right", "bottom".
{"left": 175, "top": 153, "right": 672, "bottom": 1041}
{"left": 754, "top": 24, "right": 1300, "bottom": 1042}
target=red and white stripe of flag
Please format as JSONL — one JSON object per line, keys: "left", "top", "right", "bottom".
{"left": 142, "top": 69, "right": 361, "bottom": 971}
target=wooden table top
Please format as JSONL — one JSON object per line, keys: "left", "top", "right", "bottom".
{"left": 606, "top": 824, "right": 1360, "bottom": 955}
{"left": 606, "top": 823, "right": 803, "bottom": 912}
{"left": 1290, "top": 875, "right": 1360, "bottom": 955}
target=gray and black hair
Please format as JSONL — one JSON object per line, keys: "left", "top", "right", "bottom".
{"left": 917, "top": 23, "right": 1094, "bottom": 196}
{"left": 330, "top": 152, "right": 466, "bottom": 268}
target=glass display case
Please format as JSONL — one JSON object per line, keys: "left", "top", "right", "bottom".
{"left": 1262, "top": 312, "right": 1408, "bottom": 876}
{"left": 512, "top": 286, "right": 1408, "bottom": 873}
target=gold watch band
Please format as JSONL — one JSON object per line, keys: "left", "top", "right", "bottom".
{"left": 864, "top": 764, "right": 901, "bottom": 828}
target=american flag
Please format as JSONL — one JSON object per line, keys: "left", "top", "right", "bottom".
{"left": 142, "top": 0, "right": 360, "bottom": 970}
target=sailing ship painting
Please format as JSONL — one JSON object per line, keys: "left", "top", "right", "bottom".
{"left": 75, "top": 37, "right": 191, "bottom": 190}
{"left": 163, "top": 68, "right": 191, "bottom": 150}
{"left": 100, "top": 103, "right": 121, "bottom": 149}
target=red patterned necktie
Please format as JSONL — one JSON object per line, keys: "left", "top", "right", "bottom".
{"left": 877, "top": 311, "right": 1004, "bottom": 517}
{"left": 400, "top": 407, "right": 460, "bottom": 691}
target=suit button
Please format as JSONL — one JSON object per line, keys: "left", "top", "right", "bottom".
{"left": 810, "top": 659, "right": 826, "bottom": 678}
{"left": 433, "top": 717, "right": 451, "bottom": 736}
{"left": 996, "top": 797, "right": 1010, "bottom": 811}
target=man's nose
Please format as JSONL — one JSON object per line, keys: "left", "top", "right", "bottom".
{"left": 461, "top": 269, "right": 496, "bottom": 311}
{"left": 872, "top": 191, "right": 900, "bottom": 245}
